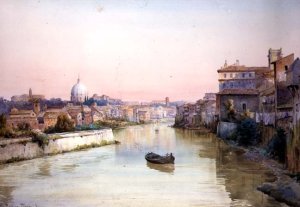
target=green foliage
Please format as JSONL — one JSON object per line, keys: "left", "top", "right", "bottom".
{"left": 236, "top": 118, "right": 261, "bottom": 146}
{"left": 266, "top": 128, "right": 286, "bottom": 163}
{"left": 0, "top": 114, "right": 6, "bottom": 129}
{"left": 55, "top": 114, "right": 75, "bottom": 133}
{"left": 17, "top": 122, "right": 31, "bottom": 131}
{"left": 45, "top": 114, "right": 75, "bottom": 134}
{"left": 227, "top": 131, "right": 237, "bottom": 142}
{"left": 32, "top": 132, "right": 49, "bottom": 148}
{"left": 76, "top": 124, "right": 102, "bottom": 131}
{"left": 224, "top": 99, "right": 236, "bottom": 122}
{"left": 0, "top": 128, "right": 16, "bottom": 138}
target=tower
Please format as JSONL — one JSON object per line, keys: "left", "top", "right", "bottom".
{"left": 33, "top": 100, "right": 40, "bottom": 115}
{"left": 268, "top": 48, "right": 282, "bottom": 67}
{"left": 29, "top": 88, "right": 32, "bottom": 99}
{"left": 165, "top": 97, "right": 170, "bottom": 107}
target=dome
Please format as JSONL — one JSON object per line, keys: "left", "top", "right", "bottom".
{"left": 71, "top": 78, "right": 88, "bottom": 103}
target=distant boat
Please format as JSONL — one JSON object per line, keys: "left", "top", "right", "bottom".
{"left": 145, "top": 152, "right": 175, "bottom": 164}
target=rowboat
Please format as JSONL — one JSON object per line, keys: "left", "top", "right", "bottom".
{"left": 145, "top": 152, "right": 175, "bottom": 164}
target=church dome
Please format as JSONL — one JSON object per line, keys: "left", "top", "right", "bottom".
{"left": 71, "top": 78, "right": 88, "bottom": 103}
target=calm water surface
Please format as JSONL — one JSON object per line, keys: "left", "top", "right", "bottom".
{"left": 0, "top": 123, "right": 288, "bottom": 207}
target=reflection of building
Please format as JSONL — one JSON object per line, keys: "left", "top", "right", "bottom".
{"left": 71, "top": 78, "right": 88, "bottom": 104}
{"left": 137, "top": 110, "right": 151, "bottom": 123}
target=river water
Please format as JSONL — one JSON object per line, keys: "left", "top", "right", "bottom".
{"left": 0, "top": 123, "right": 288, "bottom": 207}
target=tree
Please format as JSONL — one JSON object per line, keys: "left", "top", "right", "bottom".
{"left": 266, "top": 128, "right": 286, "bottom": 163}
{"left": 237, "top": 118, "right": 261, "bottom": 146}
{"left": 224, "top": 99, "right": 236, "bottom": 122}
{"left": 17, "top": 122, "right": 31, "bottom": 131}
{"left": 0, "top": 114, "right": 6, "bottom": 129}
{"left": 54, "top": 114, "right": 75, "bottom": 133}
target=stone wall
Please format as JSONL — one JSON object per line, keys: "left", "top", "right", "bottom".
{"left": 219, "top": 94, "right": 259, "bottom": 121}
{"left": 217, "top": 121, "right": 238, "bottom": 139}
{"left": 0, "top": 129, "right": 114, "bottom": 164}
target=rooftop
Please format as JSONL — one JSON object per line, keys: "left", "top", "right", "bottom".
{"left": 217, "top": 89, "right": 259, "bottom": 95}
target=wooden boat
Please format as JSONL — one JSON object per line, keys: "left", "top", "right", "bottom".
{"left": 145, "top": 152, "right": 175, "bottom": 164}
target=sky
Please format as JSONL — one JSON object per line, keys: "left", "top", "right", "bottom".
{"left": 0, "top": 0, "right": 300, "bottom": 102}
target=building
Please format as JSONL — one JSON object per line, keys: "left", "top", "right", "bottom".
{"left": 92, "top": 94, "right": 123, "bottom": 105}
{"left": 6, "top": 108, "right": 39, "bottom": 129}
{"left": 200, "top": 93, "right": 217, "bottom": 130}
{"left": 11, "top": 88, "right": 45, "bottom": 102}
{"left": 286, "top": 57, "right": 300, "bottom": 173}
{"left": 272, "top": 53, "right": 295, "bottom": 130}
{"left": 216, "top": 60, "right": 268, "bottom": 122}
{"left": 42, "top": 108, "right": 70, "bottom": 129}
{"left": 165, "top": 97, "right": 170, "bottom": 107}
{"left": 71, "top": 78, "right": 88, "bottom": 104}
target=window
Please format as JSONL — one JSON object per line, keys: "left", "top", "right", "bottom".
{"left": 242, "top": 73, "right": 245, "bottom": 78}
{"left": 224, "top": 74, "right": 227, "bottom": 78}
{"left": 230, "top": 73, "right": 233, "bottom": 78}
{"left": 249, "top": 73, "right": 252, "bottom": 77}
{"left": 242, "top": 103, "right": 247, "bottom": 112}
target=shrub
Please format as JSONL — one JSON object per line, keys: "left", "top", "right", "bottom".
{"left": 0, "top": 114, "right": 6, "bottom": 129}
{"left": 32, "top": 132, "right": 49, "bottom": 148}
{"left": 236, "top": 118, "right": 261, "bottom": 146}
{"left": 266, "top": 128, "right": 286, "bottom": 163}
{"left": 54, "top": 114, "right": 75, "bottom": 133}
{"left": 17, "top": 122, "right": 31, "bottom": 131}
{"left": 0, "top": 128, "right": 16, "bottom": 138}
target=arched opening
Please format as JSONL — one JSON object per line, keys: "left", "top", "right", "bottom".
{"left": 242, "top": 103, "right": 247, "bottom": 112}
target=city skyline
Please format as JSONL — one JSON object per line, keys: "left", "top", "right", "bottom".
{"left": 1, "top": 0, "right": 300, "bottom": 101}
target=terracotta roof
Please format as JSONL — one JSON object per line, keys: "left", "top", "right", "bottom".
{"left": 218, "top": 65, "right": 269, "bottom": 73}
{"left": 217, "top": 89, "right": 259, "bottom": 95}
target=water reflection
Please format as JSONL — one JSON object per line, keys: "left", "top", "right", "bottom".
{"left": 0, "top": 123, "right": 288, "bottom": 207}
{"left": 146, "top": 162, "right": 175, "bottom": 174}
{"left": 36, "top": 159, "right": 51, "bottom": 177}
{"left": 0, "top": 177, "right": 15, "bottom": 207}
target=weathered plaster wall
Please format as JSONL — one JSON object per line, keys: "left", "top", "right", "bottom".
{"left": 0, "top": 129, "right": 114, "bottom": 164}
{"left": 217, "top": 121, "right": 238, "bottom": 139}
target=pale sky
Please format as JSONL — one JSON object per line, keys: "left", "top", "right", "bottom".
{"left": 0, "top": 0, "right": 300, "bottom": 102}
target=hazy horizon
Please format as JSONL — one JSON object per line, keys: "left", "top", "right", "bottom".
{"left": 1, "top": 0, "right": 300, "bottom": 102}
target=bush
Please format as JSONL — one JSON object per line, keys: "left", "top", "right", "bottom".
{"left": 32, "top": 132, "right": 49, "bottom": 148}
{"left": 45, "top": 114, "right": 75, "bottom": 134}
{"left": 266, "top": 128, "right": 286, "bottom": 163}
{"left": 236, "top": 118, "right": 260, "bottom": 146}
{"left": 0, "top": 128, "right": 16, "bottom": 138}
{"left": 0, "top": 114, "right": 6, "bottom": 129}
{"left": 55, "top": 114, "right": 75, "bottom": 133}
{"left": 17, "top": 122, "right": 31, "bottom": 131}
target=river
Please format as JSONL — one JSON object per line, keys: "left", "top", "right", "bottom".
{"left": 0, "top": 123, "right": 288, "bottom": 207}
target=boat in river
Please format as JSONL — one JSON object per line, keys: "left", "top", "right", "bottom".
{"left": 145, "top": 152, "right": 175, "bottom": 164}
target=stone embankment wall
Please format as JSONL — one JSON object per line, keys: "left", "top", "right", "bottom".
{"left": 0, "top": 129, "right": 114, "bottom": 164}
{"left": 217, "top": 121, "right": 238, "bottom": 139}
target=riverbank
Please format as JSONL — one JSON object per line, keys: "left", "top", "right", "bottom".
{"left": 0, "top": 129, "right": 115, "bottom": 164}
{"left": 222, "top": 139, "right": 300, "bottom": 207}
{"left": 244, "top": 148, "right": 300, "bottom": 207}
